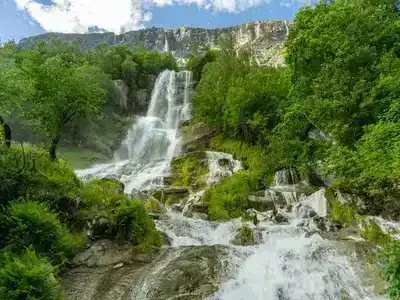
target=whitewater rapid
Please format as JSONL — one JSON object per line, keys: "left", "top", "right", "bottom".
{"left": 76, "top": 69, "right": 387, "bottom": 300}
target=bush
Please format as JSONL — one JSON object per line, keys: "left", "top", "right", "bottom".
{"left": 203, "top": 171, "right": 250, "bottom": 220}
{"left": 0, "top": 144, "right": 81, "bottom": 209}
{"left": 1, "top": 200, "right": 85, "bottom": 265}
{"left": 0, "top": 250, "right": 62, "bottom": 300}
{"left": 380, "top": 240, "right": 400, "bottom": 300}
{"left": 114, "top": 199, "right": 161, "bottom": 247}
{"left": 171, "top": 154, "right": 208, "bottom": 189}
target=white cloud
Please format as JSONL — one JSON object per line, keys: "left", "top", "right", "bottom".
{"left": 15, "top": 0, "right": 152, "bottom": 33}
{"left": 15, "top": 0, "right": 308, "bottom": 34}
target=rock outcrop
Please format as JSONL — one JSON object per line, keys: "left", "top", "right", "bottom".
{"left": 20, "top": 21, "right": 290, "bottom": 67}
{"left": 62, "top": 243, "right": 231, "bottom": 300}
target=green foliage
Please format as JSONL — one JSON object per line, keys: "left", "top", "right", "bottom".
{"left": 380, "top": 240, "right": 400, "bottom": 299}
{"left": 171, "top": 155, "right": 208, "bottom": 189}
{"left": 1, "top": 200, "right": 85, "bottom": 265}
{"left": 360, "top": 219, "right": 392, "bottom": 247}
{"left": 0, "top": 250, "right": 63, "bottom": 300}
{"left": 239, "top": 222, "right": 255, "bottom": 245}
{"left": 186, "top": 47, "right": 217, "bottom": 85}
{"left": 203, "top": 171, "right": 250, "bottom": 220}
{"left": 0, "top": 144, "right": 81, "bottom": 208}
{"left": 325, "top": 188, "right": 357, "bottom": 227}
{"left": 16, "top": 42, "right": 108, "bottom": 159}
{"left": 285, "top": 0, "right": 400, "bottom": 146}
{"left": 115, "top": 199, "right": 161, "bottom": 247}
{"left": 326, "top": 123, "right": 400, "bottom": 218}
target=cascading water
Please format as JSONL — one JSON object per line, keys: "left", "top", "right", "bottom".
{"left": 75, "top": 68, "right": 387, "bottom": 300}
{"left": 76, "top": 69, "right": 193, "bottom": 192}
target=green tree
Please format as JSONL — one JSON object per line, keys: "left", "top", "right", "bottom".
{"left": 0, "top": 42, "right": 33, "bottom": 147}
{"left": 19, "top": 44, "right": 108, "bottom": 160}
{"left": 285, "top": 0, "right": 400, "bottom": 146}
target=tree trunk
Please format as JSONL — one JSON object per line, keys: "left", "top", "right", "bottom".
{"left": 0, "top": 116, "right": 11, "bottom": 147}
{"left": 49, "top": 133, "right": 61, "bottom": 161}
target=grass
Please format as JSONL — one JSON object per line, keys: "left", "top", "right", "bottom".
{"left": 58, "top": 147, "right": 107, "bottom": 169}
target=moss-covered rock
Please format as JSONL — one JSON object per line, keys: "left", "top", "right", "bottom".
{"left": 151, "top": 186, "right": 189, "bottom": 205}
{"left": 145, "top": 197, "right": 166, "bottom": 214}
{"left": 181, "top": 123, "right": 221, "bottom": 153}
{"left": 231, "top": 223, "right": 261, "bottom": 246}
{"left": 168, "top": 152, "right": 209, "bottom": 190}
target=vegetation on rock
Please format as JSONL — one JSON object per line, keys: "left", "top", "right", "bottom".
{"left": 202, "top": 171, "right": 250, "bottom": 220}
{"left": 170, "top": 153, "right": 209, "bottom": 189}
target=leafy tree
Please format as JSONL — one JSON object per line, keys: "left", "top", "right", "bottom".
{"left": 285, "top": 0, "right": 400, "bottom": 146}
{"left": 0, "top": 42, "right": 33, "bottom": 146}
{"left": 18, "top": 44, "right": 108, "bottom": 160}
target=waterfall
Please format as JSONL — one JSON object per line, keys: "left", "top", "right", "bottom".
{"left": 164, "top": 30, "right": 169, "bottom": 52}
{"left": 75, "top": 68, "right": 387, "bottom": 300}
{"left": 76, "top": 70, "right": 192, "bottom": 193}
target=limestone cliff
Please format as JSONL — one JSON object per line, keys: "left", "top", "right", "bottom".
{"left": 20, "top": 20, "right": 290, "bottom": 67}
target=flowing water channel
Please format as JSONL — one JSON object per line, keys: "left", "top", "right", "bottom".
{"left": 76, "top": 69, "right": 387, "bottom": 300}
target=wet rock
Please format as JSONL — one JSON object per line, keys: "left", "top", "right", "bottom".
{"left": 313, "top": 216, "right": 328, "bottom": 231}
{"left": 87, "top": 214, "right": 113, "bottom": 239}
{"left": 193, "top": 212, "right": 208, "bottom": 220}
{"left": 274, "top": 213, "right": 289, "bottom": 224}
{"left": 159, "top": 231, "right": 172, "bottom": 246}
{"left": 129, "top": 245, "right": 231, "bottom": 300}
{"left": 171, "top": 203, "right": 183, "bottom": 212}
{"left": 181, "top": 123, "right": 221, "bottom": 152}
{"left": 329, "top": 220, "right": 342, "bottom": 232}
{"left": 296, "top": 204, "right": 317, "bottom": 219}
{"left": 151, "top": 186, "right": 189, "bottom": 204}
{"left": 230, "top": 225, "right": 262, "bottom": 246}
{"left": 130, "top": 189, "right": 147, "bottom": 200}
{"left": 305, "top": 230, "right": 319, "bottom": 238}
{"left": 274, "top": 168, "right": 300, "bottom": 186}
{"left": 191, "top": 202, "right": 208, "bottom": 214}
{"left": 247, "top": 195, "right": 275, "bottom": 212}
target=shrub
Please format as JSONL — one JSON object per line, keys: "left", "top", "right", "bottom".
{"left": 203, "top": 171, "right": 250, "bottom": 220}
{"left": 114, "top": 199, "right": 161, "bottom": 247}
{"left": 380, "top": 240, "right": 400, "bottom": 300}
{"left": 0, "top": 144, "right": 81, "bottom": 209}
{"left": 2, "top": 200, "right": 85, "bottom": 265}
{"left": 171, "top": 154, "right": 208, "bottom": 189}
{"left": 239, "top": 222, "right": 255, "bottom": 245}
{"left": 0, "top": 250, "right": 63, "bottom": 300}
{"left": 79, "top": 178, "right": 127, "bottom": 220}
{"left": 211, "top": 137, "right": 267, "bottom": 189}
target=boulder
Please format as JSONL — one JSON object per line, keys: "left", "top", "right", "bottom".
{"left": 296, "top": 204, "right": 317, "bottom": 219}
{"left": 181, "top": 123, "right": 221, "bottom": 152}
{"left": 151, "top": 186, "right": 189, "bottom": 204}
{"left": 230, "top": 224, "right": 262, "bottom": 246}
{"left": 128, "top": 245, "right": 231, "bottom": 300}
{"left": 247, "top": 195, "right": 275, "bottom": 212}
{"left": 159, "top": 231, "right": 172, "bottom": 246}
{"left": 130, "top": 189, "right": 147, "bottom": 200}
{"left": 274, "top": 213, "right": 289, "bottom": 224}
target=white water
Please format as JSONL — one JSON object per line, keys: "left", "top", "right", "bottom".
{"left": 76, "top": 69, "right": 386, "bottom": 300}
{"left": 76, "top": 70, "right": 193, "bottom": 193}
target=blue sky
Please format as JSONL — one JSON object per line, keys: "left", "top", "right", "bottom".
{"left": 1, "top": 0, "right": 310, "bottom": 42}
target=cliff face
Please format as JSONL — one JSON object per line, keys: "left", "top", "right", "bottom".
{"left": 20, "top": 20, "right": 290, "bottom": 67}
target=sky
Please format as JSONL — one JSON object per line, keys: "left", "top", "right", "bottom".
{"left": 0, "top": 0, "right": 312, "bottom": 42}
